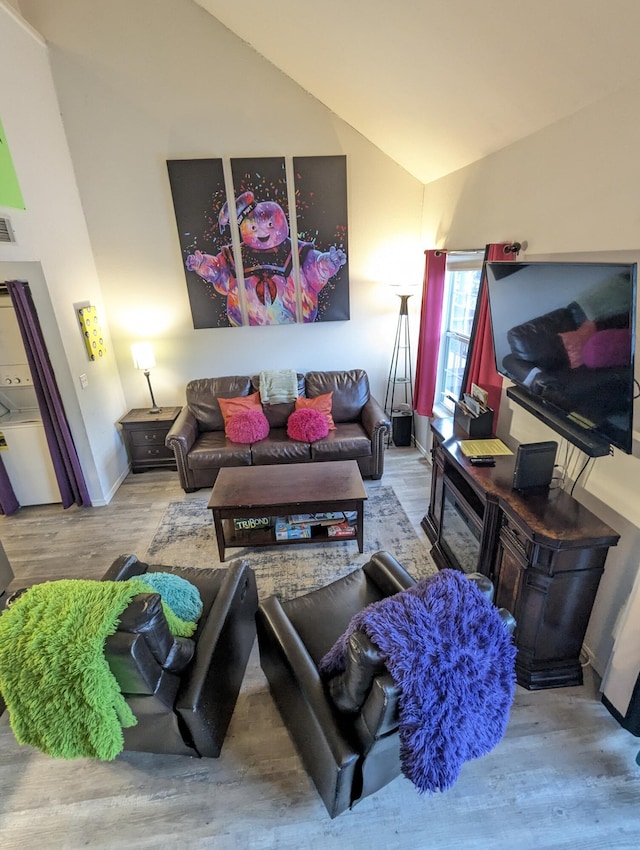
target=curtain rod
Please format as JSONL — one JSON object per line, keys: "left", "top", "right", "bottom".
{"left": 431, "top": 242, "right": 523, "bottom": 256}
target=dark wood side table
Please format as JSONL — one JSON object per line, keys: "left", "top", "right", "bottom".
{"left": 118, "top": 406, "right": 181, "bottom": 473}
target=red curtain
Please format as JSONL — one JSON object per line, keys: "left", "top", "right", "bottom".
{"left": 413, "top": 250, "right": 447, "bottom": 417}
{"left": 463, "top": 242, "right": 519, "bottom": 429}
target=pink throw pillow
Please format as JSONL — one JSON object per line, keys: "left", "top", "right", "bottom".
{"left": 226, "top": 410, "right": 270, "bottom": 444}
{"left": 582, "top": 328, "right": 631, "bottom": 369}
{"left": 558, "top": 320, "right": 596, "bottom": 369}
{"left": 287, "top": 408, "right": 330, "bottom": 443}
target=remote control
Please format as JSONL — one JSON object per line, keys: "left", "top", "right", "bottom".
{"left": 469, "top": 455, "right": 495, "bottom": 466}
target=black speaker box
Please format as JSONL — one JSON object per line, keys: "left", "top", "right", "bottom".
{"left": 512, "top": 441, "right": 558, "bottom": 491}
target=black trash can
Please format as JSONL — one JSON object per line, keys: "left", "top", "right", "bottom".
{"left": 391, "top": 411, "right": 413, "bottom": 447}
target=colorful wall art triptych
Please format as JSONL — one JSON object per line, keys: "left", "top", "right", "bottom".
{"left": 167, "top": 156, "right": 349, "bottom": 328}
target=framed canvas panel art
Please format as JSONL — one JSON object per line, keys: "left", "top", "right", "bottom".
{"left": 167, "top": 155, "right": 349, "bottom": 328}
{"left": 167, "top": 158, "right": 232, "bottom": 329}
{"left": 230, "top": 156, "right": 296, "bottom": 325}
{"left": 293, "top": 155, "right": 349, "bottom": 322}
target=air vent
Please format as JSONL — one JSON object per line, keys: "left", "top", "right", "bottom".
{"left": 0, "top": 217, "right": 16, "bottom": 243}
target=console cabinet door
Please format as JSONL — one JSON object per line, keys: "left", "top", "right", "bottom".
{"left": 493, "top": 533, "right": 525, "bottom": 620}
{"left": 428, "top": 440, "right": 445, "bottom": 541}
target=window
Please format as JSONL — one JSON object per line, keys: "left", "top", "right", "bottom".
{"left": 433, "top": 252, "right": 484, "bottom": 414}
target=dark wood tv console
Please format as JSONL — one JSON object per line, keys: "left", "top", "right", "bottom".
{"left": 422, "top": 418, "right": 620, "bottom": 690}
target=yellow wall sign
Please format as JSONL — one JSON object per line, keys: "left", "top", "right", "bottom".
{"left": 0, "top": 117, "right": 25, "bottom": 210}
{"left": 77, "top": 306, "right": 106, "bottom": 361}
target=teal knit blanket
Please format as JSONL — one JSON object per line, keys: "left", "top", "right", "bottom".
{"left": 0, "top": 578, "right": 197, "bottom": 760}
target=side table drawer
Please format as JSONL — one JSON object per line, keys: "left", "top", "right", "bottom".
{"left": 131, "top": 442, "right": 174, "bottom": 462}
{"left": 131, "top": 429, "right": 170, "bottom": 447}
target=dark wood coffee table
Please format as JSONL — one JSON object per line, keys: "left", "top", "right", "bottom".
{"left": 208, "top": 460, "right": 367, "bottom": 562}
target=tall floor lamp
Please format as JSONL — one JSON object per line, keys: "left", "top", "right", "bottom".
{"left": 131, "top": 342, "right": 161, "bottom": 414}
{"left": 384, "top": 293, "right": 414, "bottom": 446}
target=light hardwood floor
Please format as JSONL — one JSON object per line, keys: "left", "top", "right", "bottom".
{"left": 0, "top": 447, "right": 639, "bottom": 850}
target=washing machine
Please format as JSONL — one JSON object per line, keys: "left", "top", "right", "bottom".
{"left": 0, "top": 368, "right": 60, "bottom": 506}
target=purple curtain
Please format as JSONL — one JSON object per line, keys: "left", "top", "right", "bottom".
{"left": 413, "top": 250, "right": 447, "bottom": 417}
{"left": 5, "top": 280, "right": 91, "bottom": 510}
{"left": 0, "top": 457, "right": 19, "bottom": 516}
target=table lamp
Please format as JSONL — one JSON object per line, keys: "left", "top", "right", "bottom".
{"left": 131, "top": 342, "right": 161, "bottom": 414}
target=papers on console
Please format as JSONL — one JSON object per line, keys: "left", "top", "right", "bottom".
{"left": 459, "top": 439, "right": 513, "bottom": 457}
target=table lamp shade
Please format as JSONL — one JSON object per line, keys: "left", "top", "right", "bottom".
{"left": 132, "top": 342, "right": 156, "bottom": 371}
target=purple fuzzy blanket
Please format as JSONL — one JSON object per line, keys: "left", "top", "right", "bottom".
{"left": 319, "top": 569, "right": 517, "bottom": 793}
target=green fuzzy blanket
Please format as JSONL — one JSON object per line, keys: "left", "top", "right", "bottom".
{"left": 0, "top": 578, "right": 194, "bottom": 760}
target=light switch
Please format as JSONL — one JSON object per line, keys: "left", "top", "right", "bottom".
{"left": 79, "top": 373, "right": 88, "bottom": 389}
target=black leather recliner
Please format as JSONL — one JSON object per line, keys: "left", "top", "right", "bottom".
{"left": 256, "top": 551, "right": 515, "bottom": 818}
{"left": 101, "top": 554, "right": 258, "bottom": 757}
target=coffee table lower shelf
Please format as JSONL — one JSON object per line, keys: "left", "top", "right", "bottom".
{"left": 224, "top": 518, "right": 358, "bottom": 547}
{"left": 212, "top": 510, "right": 363, "bottom": 562}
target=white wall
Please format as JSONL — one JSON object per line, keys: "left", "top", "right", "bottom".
{"left": 16, "top": 0, "right": 425, "bottom": 415}
{"left": 421, "top": 83, "right": 640, "bottom": 675}
{"left": 0, "top": 4, "right": 129, "bottom": 506}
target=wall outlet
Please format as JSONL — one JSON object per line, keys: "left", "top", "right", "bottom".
{"left": 79, "top": 373, "right": 88, "bottom": 389}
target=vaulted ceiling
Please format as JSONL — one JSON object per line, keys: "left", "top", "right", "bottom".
{"left": 195, "top": 0, "right": 640, "bottom": 184}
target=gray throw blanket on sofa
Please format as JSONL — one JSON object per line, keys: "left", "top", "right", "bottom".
{"left": 259, "top": 369, "right": 298, "bottom": 404}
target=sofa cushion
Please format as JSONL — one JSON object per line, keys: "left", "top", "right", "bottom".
{"left": 310, "top": 423, "right": 373, "bottom": 462}
{"left": 250, "top": 429, "right": 312, "bottom": 465}
{"left": 305, "top": 369, "right": 369, "bottom": 423}
{"left": 188, "top": 431, "right": 252, "bottom": 469}
{"left": 294, "top": 391, "right": 336, "bottom": 430}
{"left": 186, "top": 376, "right": 252, "bottom": 431}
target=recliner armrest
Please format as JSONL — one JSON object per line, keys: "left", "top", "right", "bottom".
{"left": 102, "top": 553, "right": 147, "bottom": 582}
{"left": 175, "top": 558, "right": 258, "bottom": 757}
{"left": 362, "top": 551, "right": 417, "bottom": 597}
{"left": 498, "top": 607, "right": 517, "bottom": 634}
{"left": 326, "top": 630, "right": 401, "bottom": 753}
{"left": 257, "top": 594, "right": 360, "bottom": 767}
{"left": 117, "top": 593, "right": 194, "bottom": 671}
{"left": 355, "top": 671, "right": 401, "bottom": 746}
{"left": 328, "top": 630, "right": 386, "bottom": 712}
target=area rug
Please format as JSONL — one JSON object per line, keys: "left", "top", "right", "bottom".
{"left": 145, "top": 486, "right": 437, "bottom": 601}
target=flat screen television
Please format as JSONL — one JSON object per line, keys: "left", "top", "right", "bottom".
{"left": 485, "top": 261, "right": 637, "bottom": 456}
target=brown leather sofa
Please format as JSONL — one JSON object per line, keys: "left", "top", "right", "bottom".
{"left": 166, "top": 369, "right": 390, "bottom": 492}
